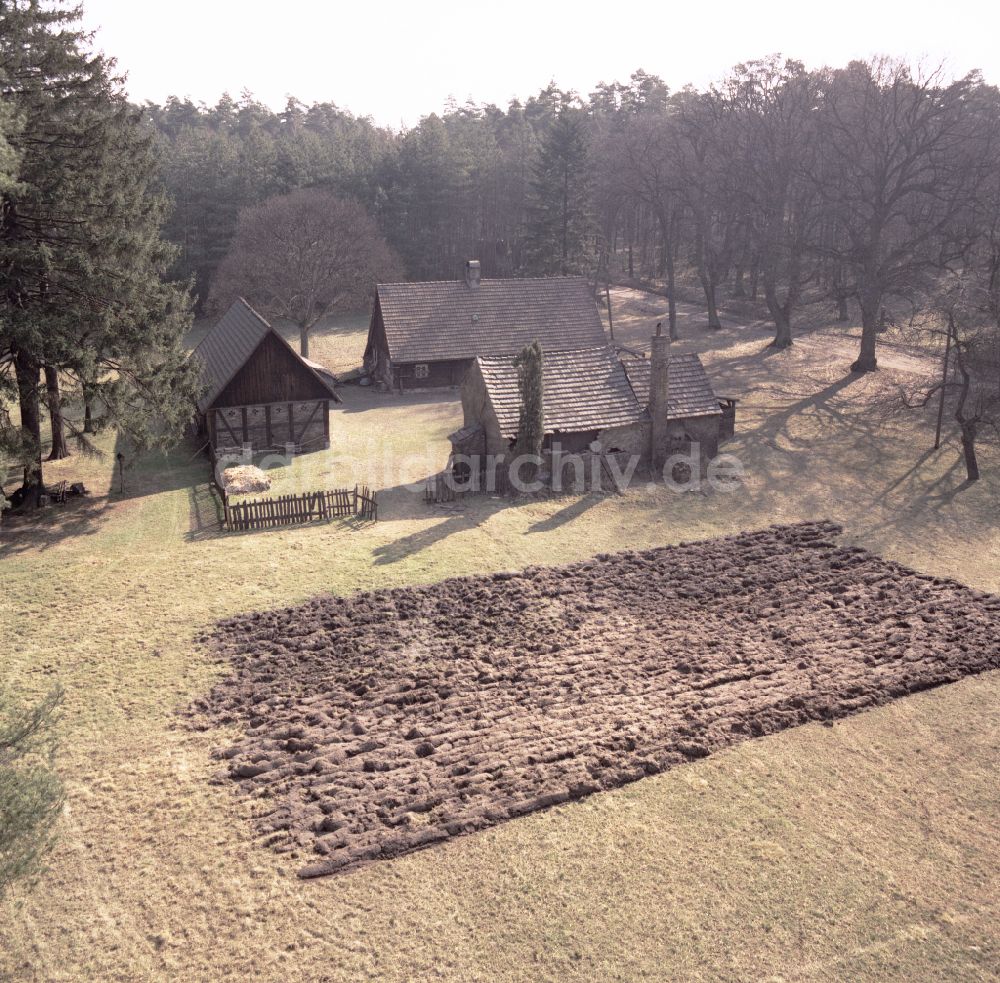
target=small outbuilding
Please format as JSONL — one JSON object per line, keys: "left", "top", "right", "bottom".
{"left": 363, "top": 260, "right": 608, "bottom": 390}
{"left": 191, "top": 298, "right": 340, "bottom": 454}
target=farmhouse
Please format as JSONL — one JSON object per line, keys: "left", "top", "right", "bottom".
{"left": 363, "top": 260, "right": 608, "bottom": 390}
{"left": 451, "top": 325, "right": 731, "bottom": 481}
{"left": 191, "top": 298, "right": 340, "bottom": 454}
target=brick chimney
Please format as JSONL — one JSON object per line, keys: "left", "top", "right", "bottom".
{"left": 649, "top": 321, "right": 670, "bottom": 470}
{"left": 465, "top": 259, "right": 481, "bottom": 289}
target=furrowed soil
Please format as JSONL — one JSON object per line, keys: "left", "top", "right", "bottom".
{"left": 190, "top": 520, "right": 1000, "bottom": 878}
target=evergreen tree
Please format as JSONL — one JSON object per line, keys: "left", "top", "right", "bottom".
{"left": 0, "top": 0, "right": 198, "bottom": 505}
{"left": 524, "top": 108, "right": 593, "bottom": 275}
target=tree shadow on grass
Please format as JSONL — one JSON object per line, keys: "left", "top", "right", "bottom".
{"left": 371, "top": 510, "right": 484, "bottom": 566}
{"left": 370, "top": 478, "right": 525, "bottom": 566}
{"left": 876, "top": 447, "right": 987, "bottom": 526}
{"left": 526, "top": 491, "right": 606, "bottom": 534}
{"left": 0, "top": 496, "right": 109, "bottom": 560}
{"left": 111, "top": 431, "right": 211, "bottom": 503}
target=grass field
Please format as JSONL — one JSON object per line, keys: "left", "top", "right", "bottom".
{"left": 1, "top": 290, "right": 998, "bottom": 981}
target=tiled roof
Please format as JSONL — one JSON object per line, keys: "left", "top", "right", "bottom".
{"left": 376, "top": 276, "right": 607, "bottom": 363}
{"left": 190, "top": 299, "right": 338, "bottom": 413}
{"left": 477, "top": 346, "right": 646, "bottom": 439}
{"left": 621, "top": 353, "right": 722, "bottom": 419}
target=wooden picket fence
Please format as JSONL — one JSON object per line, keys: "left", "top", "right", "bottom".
{"left": 356, "top": 485, "right": 378, "bottom": 521}
{"left": 425, "top": 470, "right": 458, "bottom": 504}
{"left": 222, "top": 485, "right": 377, "bottom": 532}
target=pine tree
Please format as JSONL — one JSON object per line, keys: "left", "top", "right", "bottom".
{"left": 524, "top": 108, "right": 593, "bottom": 275}
{"left": 0, "top": 0, "right": 198, "bottom": 505}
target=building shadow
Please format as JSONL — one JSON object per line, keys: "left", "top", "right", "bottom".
{"left": 185, "top": 481, "right": 226, "bottom": 542}
{"left": 337, "top": 387, "right": 460, "bottom": 416}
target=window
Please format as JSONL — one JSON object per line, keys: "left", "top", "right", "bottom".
{"left": 414, "top": 363, "right": 429, "bottom": 380}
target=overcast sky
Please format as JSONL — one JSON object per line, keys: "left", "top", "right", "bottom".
{"left": 79, "top": 0, "right": 1000, "bottom": 129}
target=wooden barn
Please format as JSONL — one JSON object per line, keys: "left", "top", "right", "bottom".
{"left": 451, "top": 325, "right": 731, "bottom": 483}
{"left": 191, "top": 298, "right": 340, "bottom": 454}
{"left": 363, "top": 260, "right": 608, "bottom": 390}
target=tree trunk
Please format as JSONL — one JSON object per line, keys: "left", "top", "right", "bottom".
{"left": 960, "top": 424, "right": 980, "bottom": 482}
{"left": 299, "top": 326, "right": 310, "bottom": 359}
{"left": 851, "top": 289, "right": 880, "bottom": 373}
{"left": 659, "top": 209, "right": 678, "bottom": 338}
{"left": 832, "top": 266, "right": 849, "bottom": 322}
{"left": 83, "top": 383, "right": 95, "bottom": 434}
{"left": 764, "top": 279, "right": 792, "bottom": 349}
{"left": 732, "top": 266, "right": 745, "bottom": 299}
{"left": 45, "top": 365, "right": 70, "bottom": 460}
{"left": 14, "top": 348, "right": 44, "bottom": 506}
{"left": 698, "top": 268, "right": 722, "bottom": 330}
{"left": 665, "top": 241, "right": 678, "bottom": 341}
{"left": 951, "top": 313, "right": 980, "bottom": 482}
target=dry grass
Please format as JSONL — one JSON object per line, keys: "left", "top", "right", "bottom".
{"left": 1, "top": 291, "right": 998, "bottom": 981}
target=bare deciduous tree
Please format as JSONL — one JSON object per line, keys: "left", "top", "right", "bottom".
{"left": 811, "top": 60, "right": 986, "bottom": 373}
{"left": 902, "top": 275, "right": 1000, "bottom": 481}
{"left": 725, "top": 58, "right": 821, "bottom": 348}
{"left": 210, "top": 188, "right": 402, "bottom": 358}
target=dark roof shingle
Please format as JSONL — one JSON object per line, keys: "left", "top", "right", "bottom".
{"left": 477, "top": 346, "right": 646, "bottom": 439}
{"left": 621, "top": 353, "right": 722, "bottom": 420}
{"left": 476, "top": 347, "right": 722, "bottom": 440}
{"left": 377, "top": 276, "right": 606, "bottom": 363}
{"left": 190, "top": 298, "right": 338, "bottom": 413}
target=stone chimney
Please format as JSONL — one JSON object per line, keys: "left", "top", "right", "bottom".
{"left": 649, "top": 321, "right": 670, "bottom": 470}
{"left": 465, "top": 259, "right": 482, "bottom": 289}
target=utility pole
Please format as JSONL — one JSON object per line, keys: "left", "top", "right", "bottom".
{"left": 934, "top": 324, "right": 953, "bottom": 451}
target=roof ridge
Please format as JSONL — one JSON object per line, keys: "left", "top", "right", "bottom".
{"left": 477, "top": 344, "right": 614, "bottom": 364}
{"left": 190, "top": 298, "right": 340, "bottom": 411}
{"left": 378, "top": 275, "right": 590, "bottom": 288}
{"left": 235, "top": 295, "right": 274, "bottom": 329}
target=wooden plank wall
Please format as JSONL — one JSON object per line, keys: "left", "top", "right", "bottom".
{"left": 212, "top": 399, "right": 329, "bottom": 453}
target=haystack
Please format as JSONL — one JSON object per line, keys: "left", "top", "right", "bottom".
{"left": 222, "top": 465, "right": 271, "bottom": 495}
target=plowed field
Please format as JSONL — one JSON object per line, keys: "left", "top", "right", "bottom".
{"left": 191, "top": 521, "right": 1000, "bottom": 877}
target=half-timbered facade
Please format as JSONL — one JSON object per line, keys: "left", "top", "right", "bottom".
{"left": 191, "top": 299, "right": 340, "bottom": 454}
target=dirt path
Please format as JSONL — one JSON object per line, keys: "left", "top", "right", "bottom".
{"left": 190, "top": 521, "right": 1000, "bottom": 878}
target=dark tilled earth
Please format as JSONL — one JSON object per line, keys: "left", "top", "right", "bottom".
{"left": 189, "top": 520, "right": 1000, "bottom": 878}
